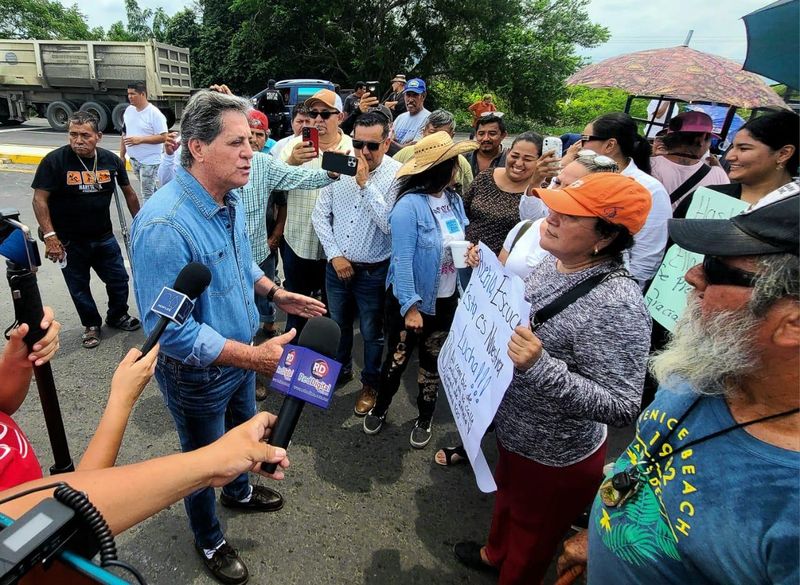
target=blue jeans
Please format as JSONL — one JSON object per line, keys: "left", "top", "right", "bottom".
{"left": 281, "top": 241, "right": 326, "bottom": 335}
{"left": 325, "top": 261, "right": 387, "bottom": 386}
{"left": 255, "top": 253, "right": 278, "bottom": 325}
{"left": 60, "top": 233, "right": 130, "bottom": 327}
{"left": 154, "top": 356, "right": 256, "bottom": 549}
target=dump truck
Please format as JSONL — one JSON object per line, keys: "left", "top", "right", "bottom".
{"left": 0, "top": 39, "right": 192, "bottom": 132}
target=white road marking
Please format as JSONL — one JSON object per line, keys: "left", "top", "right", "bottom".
{"left": 0, "top": 126, "right": 53, "bottom": 134}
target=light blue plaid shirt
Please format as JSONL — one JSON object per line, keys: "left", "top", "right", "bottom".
{"left": 238, "top": 152, "right": 333, "bottom": 264}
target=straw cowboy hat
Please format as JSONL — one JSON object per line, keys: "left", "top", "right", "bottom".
{"left": 396, "top": 132, "right": 479, "bottom": 177}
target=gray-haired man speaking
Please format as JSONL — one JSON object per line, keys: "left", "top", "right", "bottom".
{"left": 130, "top": 90, "right": 326, "bottom": 585}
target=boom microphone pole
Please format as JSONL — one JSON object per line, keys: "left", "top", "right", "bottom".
{"left": 1, "top": 209, "right": 73, "bottom": 474}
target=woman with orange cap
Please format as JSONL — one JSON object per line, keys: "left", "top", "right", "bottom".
{"left": 454, "top": 173, "right": 654, "bottom": 584}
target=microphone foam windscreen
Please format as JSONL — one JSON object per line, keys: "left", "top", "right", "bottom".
{"left": 173, "top": 262, "right": 212, "bottom": 299}
{"left": 296, "top": 316, "right": 341, "bottom": 359}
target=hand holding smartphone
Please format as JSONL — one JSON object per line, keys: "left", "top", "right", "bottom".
{"left": 302, "top": 127, "right": 319, "bottom": 157}
{"left": 321, "top": 152, "right": 359, "bottom": 177}
{"left": 542, "top": 136, "right": 563, "bottom": 169}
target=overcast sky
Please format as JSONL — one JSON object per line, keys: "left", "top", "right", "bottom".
{"left": 85, "top": 0, "right": 769, "bottom": 64}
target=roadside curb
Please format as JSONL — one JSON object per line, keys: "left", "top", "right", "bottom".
{"left": 0, "top": 144, "right": 133, "bottom": 169}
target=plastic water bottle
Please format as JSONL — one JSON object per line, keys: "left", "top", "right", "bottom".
{"left": 57, "top": 252, "right": 67, "bottom": 269}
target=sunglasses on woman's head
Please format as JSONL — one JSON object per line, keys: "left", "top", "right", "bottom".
{"left": 352, "top": 139, "right": 382, "bottom": 151}
{"left": 576, "top": 149, "right": 616, "bottom": 168}
{"left": 702, "top": 255, "right": 760, "bottom": 288}
{"left": 308, "top": 110, "right": 336, "bottom": 120}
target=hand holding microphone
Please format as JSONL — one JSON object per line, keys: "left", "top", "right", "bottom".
{"left": 261, "top": 317, "right": 341, "bottom": 473}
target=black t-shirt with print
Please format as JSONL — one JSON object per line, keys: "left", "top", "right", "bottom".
{"left": 31, "top": 145, "right": 130, "bottom": 241}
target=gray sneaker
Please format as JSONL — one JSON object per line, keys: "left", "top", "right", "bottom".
{"left": 410, "top": 418, "right": 432, "bottom": 449}
{"left": 363, "top": 408, "right": 387, "bottom": 435}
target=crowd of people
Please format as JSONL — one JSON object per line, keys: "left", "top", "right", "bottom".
{"left": 0, "top": 73, "right": 798, "bottom": 585}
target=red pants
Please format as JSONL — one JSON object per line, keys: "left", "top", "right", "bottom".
{"left": 485, "top": 440, "right": 607, "bottom": 585}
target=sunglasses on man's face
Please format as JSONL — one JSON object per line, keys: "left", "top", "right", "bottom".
{"left": 308, "top": 110, "right": 336, "bottom": 120}
{"left": 352, "top": 139, "right": 382, "bottom": 151}
{"left": 702, "top": 255, "right": 760, "bottom": 288}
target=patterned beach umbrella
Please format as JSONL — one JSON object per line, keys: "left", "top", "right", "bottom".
{"left": 566, "top": 45, "right": 788, "bottom": 109}
{"left": 742, "top": 0, "right": 799, "bottom": 89}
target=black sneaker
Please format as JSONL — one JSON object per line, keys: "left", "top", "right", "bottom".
{"left": 195, "top": 542, "right": 249, "bottom": 585}
{"left": 363, "top": 408, "right": 386, "bottom": 435}
{"left": 410, "top": 417, "right": 432, "bottom": 449}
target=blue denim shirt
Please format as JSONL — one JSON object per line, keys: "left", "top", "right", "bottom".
{"left": 386, "top": 189, "right": 468, "bottom": 316}
{"left": 130, "top": 167, "right": 263, "bottom": 367}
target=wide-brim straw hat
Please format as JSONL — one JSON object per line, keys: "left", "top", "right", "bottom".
{"left": 396, "top": 131, "right": 479, "bottom": 178}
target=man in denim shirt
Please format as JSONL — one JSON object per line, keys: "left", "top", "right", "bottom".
{"left": 130, "top": 90, "right": 325, "bottom": 585}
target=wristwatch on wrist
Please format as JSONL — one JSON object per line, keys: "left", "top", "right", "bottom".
{"left": 266, "top": 284, "right": 284, "bottom": 301}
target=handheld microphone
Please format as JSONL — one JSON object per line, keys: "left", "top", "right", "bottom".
{"left": 138, "top": 262, "right": 212, "bottom": 358}
{"left": 262, "top": 316, "right": 341, "bottom": 473}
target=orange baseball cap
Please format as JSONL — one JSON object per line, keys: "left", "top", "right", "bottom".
{"left": 533, "top": 173, "right": 652, "bottom": 235}
{"left": 304, "top": 89, "right": 340, "bottom": 111}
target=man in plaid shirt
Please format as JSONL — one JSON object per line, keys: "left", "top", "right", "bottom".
{"left": 280, "top": 89, "right": 353, "bottom": 338}
{"left": 240, "top": 109, "right": 338, "bottom": 398}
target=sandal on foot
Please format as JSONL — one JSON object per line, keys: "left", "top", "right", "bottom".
{"left": 82, "top": 326, "right": 101, "bottom": 349}
{"left": 105, "top": 314, "right": 141, "bottom": 331}
{"left": 435, "top": 445, "right": 468, "bottom": 467}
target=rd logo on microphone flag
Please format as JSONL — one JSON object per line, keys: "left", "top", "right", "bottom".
{"left": 270, "top": 345, "right": 342, "bottom": 409}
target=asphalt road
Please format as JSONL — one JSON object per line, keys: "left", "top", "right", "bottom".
{"left": 0, "top": 162, "right": 634, "bottom": 584}
{"left": 0, "top": 118, "right": 118, "bottom": 149}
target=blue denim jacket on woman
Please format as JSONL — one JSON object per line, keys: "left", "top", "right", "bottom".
{"left": 386, "top": 188, "right": 469, "bottom": 317}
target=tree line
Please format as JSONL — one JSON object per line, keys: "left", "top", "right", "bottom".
{"left": 2, "top": 0, "right": 609, "bottom": 123}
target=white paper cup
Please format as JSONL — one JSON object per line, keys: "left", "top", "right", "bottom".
{"left": 449, "top": 240, "right": 470, "bottom": 269}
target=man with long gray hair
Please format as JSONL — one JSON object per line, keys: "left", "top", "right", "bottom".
{"left": 130, "top": 90, "right": 326, "bottom": 585}
{"left": 556, "top": 188, "right": 800, "bottom": 584}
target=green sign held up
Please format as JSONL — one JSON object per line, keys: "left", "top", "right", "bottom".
{"left": 645, "top": 187, "right": 749, "bottom": 331}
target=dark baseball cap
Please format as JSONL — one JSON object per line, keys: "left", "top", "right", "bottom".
{"left": 668, "top": 184, "right": 799, "bottom": 257}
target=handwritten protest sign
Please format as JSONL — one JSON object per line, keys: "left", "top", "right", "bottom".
{"left": 645, "top": 187, "right": 748, "bottom": 331}
{"left": 438, "top": 243, "right": 531, "bottom": 492}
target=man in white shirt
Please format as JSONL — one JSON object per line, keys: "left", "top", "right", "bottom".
{"left": 312, "top": 113, "right": 401, "bottom": 415}
{"left": 120, "top": 82, "right": 168, "bottom": 202}
{"left": 392, "top": 78, "right": 430, "bottom": 148}
{"left": 280, "top": 89, "right": 353, "bottom": 336}
{"left": 645, "top": 99, "right": 679, "bottom": 138}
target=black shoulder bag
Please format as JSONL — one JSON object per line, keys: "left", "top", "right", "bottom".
{"left": 669, "top": 164, "right": 712, "bottom": 208}
{"left": 531, "top": 269, "right": 631, "bottom": 331}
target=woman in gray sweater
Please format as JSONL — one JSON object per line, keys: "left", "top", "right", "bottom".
{"left": 454, "top": 173, "right": 654, "bottom": 584}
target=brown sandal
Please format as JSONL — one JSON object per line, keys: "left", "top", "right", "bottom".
{"left": 82, "top": 326, "right": 101, "bottom": 349}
